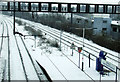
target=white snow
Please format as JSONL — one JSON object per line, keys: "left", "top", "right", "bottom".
{"left": 0, "top": 14, "right": 120, "bottom": 81}
{"left": 0, "top": 58, "right": 6, "bottom": 82}
{"left": 16, "top": 16, "right": 119, "bottom": 66}
{"left": 112, "top": 21, "right": 120, "bottom": 26}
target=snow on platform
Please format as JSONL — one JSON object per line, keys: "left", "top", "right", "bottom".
{"left": 0, "top": 14, "right": 119, "bottom": 81}
{"left": 16, "top": 16, "right": 119, "bottom": 80}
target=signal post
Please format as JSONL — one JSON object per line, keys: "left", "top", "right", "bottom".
{"left": 78, "top": 47, "right": 82, "bottom": 69}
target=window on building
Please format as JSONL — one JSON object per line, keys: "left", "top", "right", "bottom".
{"left": 113, "top": 28, "right": 117, "bottom": 32}
{"left": 80, "top": 5, "right": 86, "bottom": 12}
{"left": 103, "top": 20, "right": 107, "bottom": 23}
{"left": 77, "top": 18, "right": 81, "bottom": 20}
{"left": 119, "top": 29, "right": 120, "bottom": 33}
{"left": 102, "top": 28, "right": 107, "bottom": 31}
{"left": 85, "top": 20, "right": 88, "bottom": 23}
{"left": 78, "top": 21, "right": 79, "bottom": 23}
{"left": 99, "top": 5, "right": 103, "bottom": 12}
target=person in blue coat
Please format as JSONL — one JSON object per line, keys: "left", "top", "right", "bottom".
{"left": 99, "top": 51, "right": 107, "bottom": 75}
{"left": 99, "top": 51, "right": 107, "bottom": 60}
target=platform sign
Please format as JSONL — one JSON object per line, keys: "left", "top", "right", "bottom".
{"left": 78, "top": 47, "right": 82, "bottom": 53}
{"left": 101, "top": 59, "right": 116, "bottom": 72}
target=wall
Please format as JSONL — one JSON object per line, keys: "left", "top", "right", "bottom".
{"left": 65, "top": 13, "right": 92, "bottom": 28}
{"left": 93, "top": 17, "right": 111, "bottom": 36}
{"left": 111, "top": 25, "right": 120, "bottom": 40}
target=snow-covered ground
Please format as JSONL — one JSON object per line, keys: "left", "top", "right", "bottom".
{"left": 0, "top": 14, "right": 47, "bottom": 81}
{"left": 0, "top": 14, "right": 120, "bottom": 81}
{"left": 15, "top": 15, "right": 119, "bottom": 67}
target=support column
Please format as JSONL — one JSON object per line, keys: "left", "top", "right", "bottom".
{"left": 118, "top": 17, "right": 120, "bottom": 82}
{"left": 118, "top": 53, "right": 120, "bottom": 82}
{"left": 13, "top": 1, "right": 15, "bottom": 35}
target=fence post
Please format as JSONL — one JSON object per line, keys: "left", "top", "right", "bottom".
{"left": 100, "top": 72, "right": 101, "bottom": 82}
{"left": 34, "top": 35, "right": 36, "bottom": 48}
{"left": 89, "top": 53, "right": 90, "bottom": 68}
{"left": 78, "top": 52, "right": 80, "bottom": 68}
{"left": 116, "top": 66, "right": 118, "bottom": 82}
{"left": 71, "top": 48, "right": 73, "bottom": 56}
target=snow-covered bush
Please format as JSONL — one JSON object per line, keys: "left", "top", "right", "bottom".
{"left": 15, "top": 19, "right": 22, "bottom": 25}
{"left": 47, "top": 39, "right": 59, "bottom": 48}
{"left": 24, "top": 25, "right": 43, "bottom": 37}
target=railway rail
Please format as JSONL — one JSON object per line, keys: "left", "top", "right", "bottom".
{"left": 18, "top": 17, "right": 120, "bottom": 81}
{"left": 0, "top": 18, "right": 10, "bottom": 81}
{"left": 4, "top": 18, "right": 29, "bottom": 81}
{"left": 5, "top": 15, "right": 96, "bottom": 81}
{"left": 4, "top": 19, "right": 11, "bottom": 82}
{"left": 48, "top": 27, "right": 120, "bottom": 59}
{"left": 0, "top": 20, "right": 6, "bottom": 81}
{"left": 19, "top": 18, "right": 119, "bottom": 67}
{"left": 0, "top": 16, "right": 49, "bottom": 81}
{"left": 35, "top": 23, "right": 120, "bottom": 63}
{"left": 0, "top": 20, "right": 4, "bottom": 57}
{"left": 1, "top": 1, "right": 119, "bottom": 66}
{"left": 2, "top": 14, "right": 120, "bottom": 81}
{"left": 0, "top": 0, "right": 120, "bottom": 81}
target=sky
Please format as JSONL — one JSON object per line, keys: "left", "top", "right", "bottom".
{"left": 2, "top": 0, "right": 120, "bottom": 4}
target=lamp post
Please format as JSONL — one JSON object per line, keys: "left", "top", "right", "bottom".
{"left": 117, "top": 21, "right": 120, "bottom": 82}
{"left": 82, "top": 27, "right": 85, "bottom": 71}
{"left": 78, "top": 47, "right": 82, "bottom": 68}
{"left": 60, "top": 29, "right": 63, "bottom": 51}
{"left": 118, "top": 53, "right": 120, "bottom": 82}
{"left": 75, "top": 27, "right": 97, "bottom": 71}
{"left": 56, "top": 21, "right": 62, "bottom": 51}
{"left": 13, "top": 0, "right": 15, "bottom": 35}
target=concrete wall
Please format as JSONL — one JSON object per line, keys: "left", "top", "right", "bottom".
{"left": 93, "top": 17, "right": 111, "bottom": 35}
{"left": 111, "top": 25, "right": 120, "bottom": 40}
{"left": 65, "top": 13, "right": 92, "bottom": 28}
{"left": 111, "top": 32, "right": 120, "bottom": 40}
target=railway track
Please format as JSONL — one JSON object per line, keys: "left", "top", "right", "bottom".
{"left": 10, "top": 17, "right": 119, "bottom": 77}
{"left": 14, "top": 33, "right": 29, "bottom": 81}
{"left": 3, "top": 15, "right": 120, "bottom": 81}
{"left": 20, "top": 19, "right": 119, "bottom": 66}
{"left": 0, "top": 19, "right": 6, "bottom": 81}
{"left": 36, "top": 23, "right": 120, "bottom": 62}
{"left": 47, "top": 27, "right": 120, "bottom": 62}
{"left": 6, "top": 19, "right": 30, "bottom": 80}
{"left": 4, "top": 17, "right": 49, "bottom": 81}
{"left": 20, "top": 19, "right": 95, "bottom": 59}
{"left": 0, "top": 15, "right": 47, "bottom": 81}
{"left": 4, "top": 19, "right": 11, "bottom": 82}
{"left": 0, "top": 20, "right": 4, "bottom": 56}
{"left": 17, "top": 18, "right": 120, "bottom": 81}
{"left": 0, "top": 18, "right": 10, "bottom": 81}
{"left": 5, "top": 16, "right": 95, "bottom": 81}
